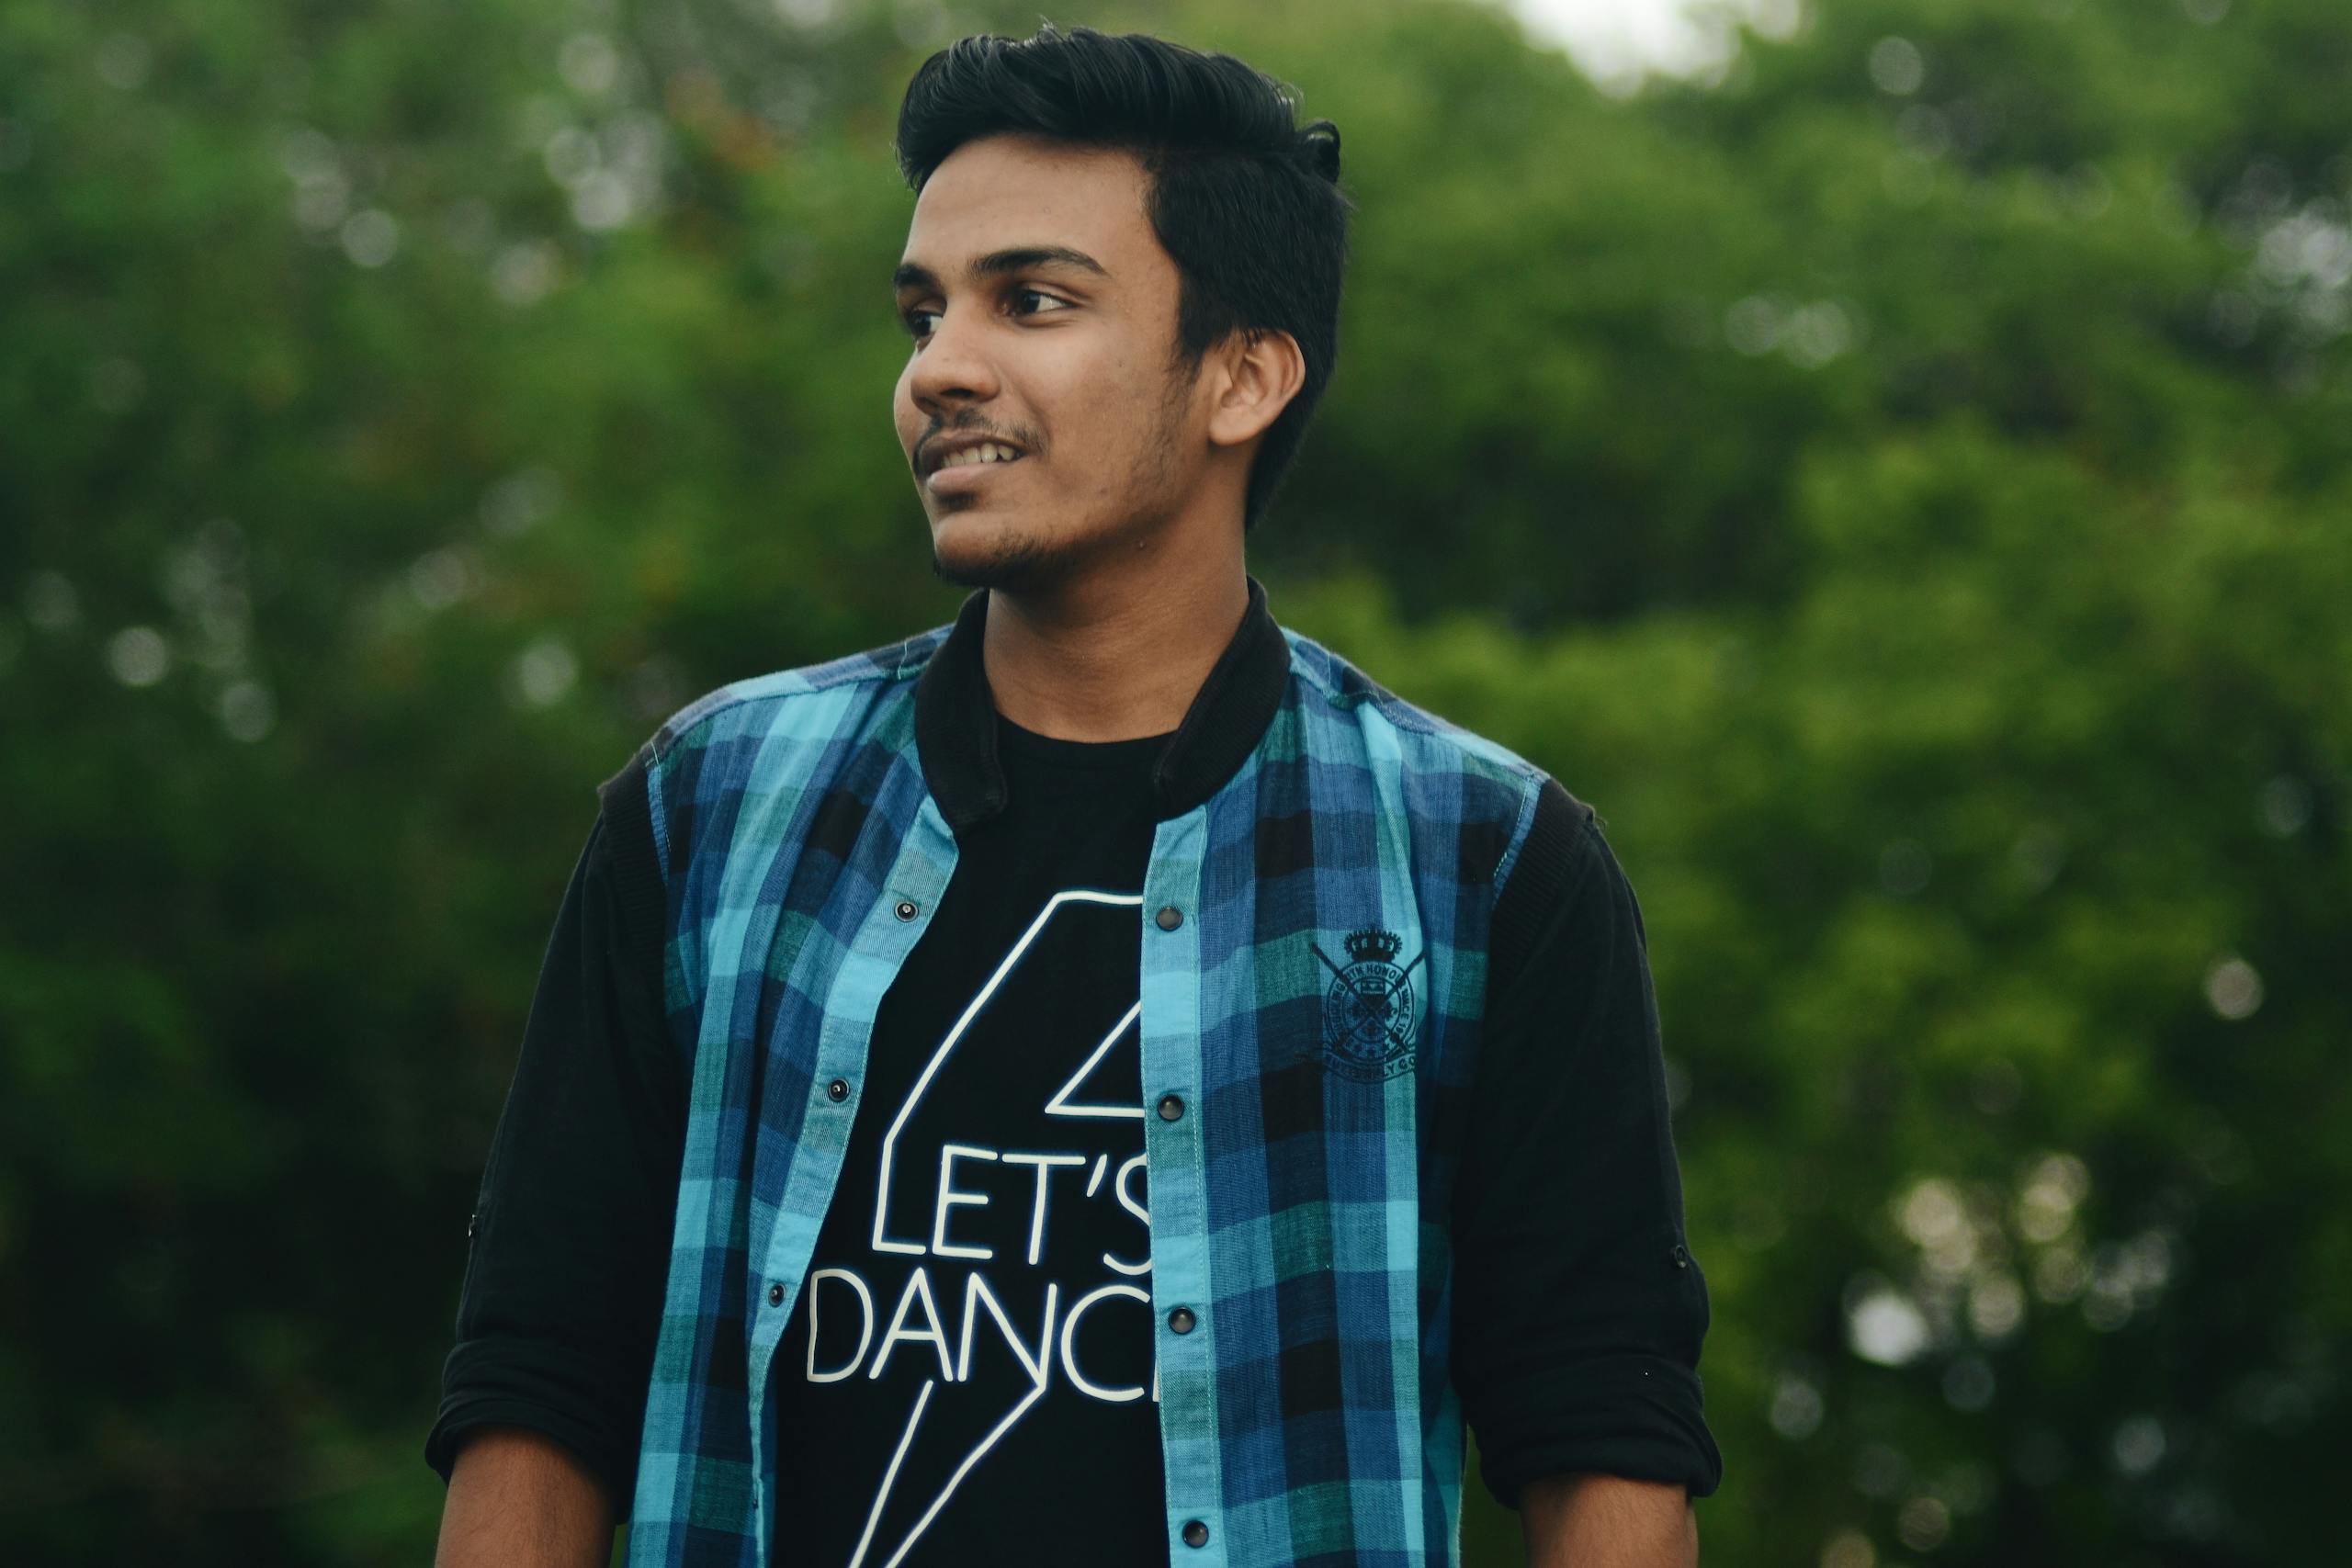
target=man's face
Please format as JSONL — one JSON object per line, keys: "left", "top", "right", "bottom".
{"left": 892, "top": 132, "right": 1205, "bottom": 592}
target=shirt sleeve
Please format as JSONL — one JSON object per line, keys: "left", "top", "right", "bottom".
{"left": 422, "top": 756, "right": 683, "bottom": 1519}
{"left": 1451, "top": 776, "right": 1723, "bottom": 1508}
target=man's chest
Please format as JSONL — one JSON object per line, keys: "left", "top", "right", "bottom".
{"left": 804, "top": 883, "right": 1157, "bottom": 1381}
{"left": 769, "top": 825, "right": 1171, "bottom": 1566}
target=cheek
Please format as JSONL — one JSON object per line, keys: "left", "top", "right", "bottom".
{"left": 891, "top": 369, "right": 916, "bottom": 432}
{"left": 1042, "top": 359, "right": 1147, "bottom": 446}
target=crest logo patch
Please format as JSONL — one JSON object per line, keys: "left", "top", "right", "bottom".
{"left": 1311, "top": 928, "right": 1423, "bottom": 1081}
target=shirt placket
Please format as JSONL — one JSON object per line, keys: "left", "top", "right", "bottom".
{"left": 745, "top": 794, "right": 962, "bottom": 1562}
{"left": 1138, "top": 804, "right": 1227, "bottom": 1566}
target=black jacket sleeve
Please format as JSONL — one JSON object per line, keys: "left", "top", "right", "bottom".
{"left": 1451, "top": 777, "right": 1722, "bottom": 1507}
{"left": 422, "top": 757, "right": 684, "bottom": 1518}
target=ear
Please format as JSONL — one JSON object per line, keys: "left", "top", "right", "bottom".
{"left": 1204, "top": 327, "right": 1307, "bottom": 451}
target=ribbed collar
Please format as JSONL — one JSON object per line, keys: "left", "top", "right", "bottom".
{"left": 914, "top": 574, "right": 1289, "bottom": 832}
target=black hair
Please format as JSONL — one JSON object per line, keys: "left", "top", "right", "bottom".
{"left": 895, "top": 22, "right": 1351, "bottom": 533}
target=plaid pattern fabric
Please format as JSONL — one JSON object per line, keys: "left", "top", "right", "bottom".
{"left": 627, "top": 622, "right": 1545, "bottom": 1568}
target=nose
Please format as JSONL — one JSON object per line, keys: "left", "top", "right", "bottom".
{"left": 906, "top": 302, "right": 1001, "bottom": 415}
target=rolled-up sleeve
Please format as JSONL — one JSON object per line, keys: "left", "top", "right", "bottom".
{"left": 424, "top": 758, "right": 682, "bottom": 1517}
{"left": 1452, "top": 778, "right": 1722, "bottom": 1507}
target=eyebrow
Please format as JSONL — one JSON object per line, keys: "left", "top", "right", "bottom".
{"left": 892, "top": 245, "right": 1110, "bottom": 296}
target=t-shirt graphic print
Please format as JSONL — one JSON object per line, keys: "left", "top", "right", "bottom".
{"left": 770, "top": 719, "right": 1172, "bottom": 1568}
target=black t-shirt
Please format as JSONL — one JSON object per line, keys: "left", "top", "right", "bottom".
{"left": 425, "top": 715, "right": 1722, "bottom": 1539}
{"left": 771, "top": 713, "right": 1170, "bottom": 1564}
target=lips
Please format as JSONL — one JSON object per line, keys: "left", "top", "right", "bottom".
{"left": 919, "top": 434, "right": 1027, "bottom": 477}
{"left": 924, "top": 451, "right": 1025, "bottom": 494}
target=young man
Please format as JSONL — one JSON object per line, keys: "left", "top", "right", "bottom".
{"left": 428, "top": 25, "right": 1719, "bottom": 1568}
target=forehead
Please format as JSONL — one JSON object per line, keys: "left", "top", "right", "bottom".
{"left": 900, "top": 132, "right": 1157, "bottom": 280}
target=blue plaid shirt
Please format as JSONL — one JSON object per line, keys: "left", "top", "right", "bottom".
{"left": 625, "top": 579, "right": 1575, "bottom": 1565}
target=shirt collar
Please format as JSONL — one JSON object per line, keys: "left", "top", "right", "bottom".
{"left": 914, "top": 574, "right": 1289, "bottom": 832}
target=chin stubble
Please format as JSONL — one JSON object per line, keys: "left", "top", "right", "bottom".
{"left": 928, "top": 529, "right": 1057, "bottom": 592}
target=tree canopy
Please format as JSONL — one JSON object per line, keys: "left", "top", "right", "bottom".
{"left": 3, "top": 0, "right": 2345, "bottom": 1562}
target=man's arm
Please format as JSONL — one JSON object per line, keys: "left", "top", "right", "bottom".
{"left": 435, "top": 1427, "right": 616, "bottom": 1568}
{"left": 424, "top": 760, "right": 684, "bottom": 1550}
{"left": 1452, "top": 780, "right": 1722, "bottom": 1540}
{"left": 1521, "top": 1473, "right": 1697, "bottom": 1568}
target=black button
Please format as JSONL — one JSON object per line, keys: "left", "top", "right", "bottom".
{"left": 1155, "top": 905, "right": 1184, "bottom": 931}
{"left": 1168, "top": 1306, "right": 1196, "bottom": 1335}
{"left": 767, "top": 1282, "right": 785, "bottom": 1306}
{"left": 894, "top": 898, "right": 919, "bottom": 920}
{"left": 827, "top": 1077, "right": 850, "bottom": 1102}
{"left": 1182, "top": 1519, "right": 1209, "bottom": 1549}
{"left": 1157, "top": 1094, "right": 1184, "bottom": 1122}
{"left": 1671, "top": 1243, "right": 1690, "bottom": 1269}
{"left": 466, "top": 1211, "right": 479, "bottom": 1240}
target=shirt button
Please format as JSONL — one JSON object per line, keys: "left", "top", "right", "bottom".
{"left": 1168, "top": 1306, "right": 1196, "bottom": 1335}
{"left": 1156, "top": 1094, "right": 1184, "bottom": 1122}
{"left": 767, "top": 1282, "right": 785, "bottom": 1306}
{"left": 1182, "top": 1519, "right": 1210, "bottom": 1549}
{"left": 1671, "top": 1242, "right": 1690, "bottom": 1269}
{"left": 1155, "top": 905, "right": 1184, "bottom": 931}
{"left": 894, "top": 898, "right": 919, "bottom": 921}
{"left": 827, "top": 1077, "right": 851, "bottom": 1102}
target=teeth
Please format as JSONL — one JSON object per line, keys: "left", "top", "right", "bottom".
{"left": 940, "top": 442, "right": 1021, "bottom": 469}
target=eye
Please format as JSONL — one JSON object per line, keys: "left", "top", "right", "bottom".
{"left": 901, "top": 287, "right": 1072, "bottom": 342}
{"left": 1008, "top": 287, "right": 1072, "bottom": 318}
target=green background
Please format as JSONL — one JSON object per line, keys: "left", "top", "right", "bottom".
{"left": 4, "top": 0, "right": 2346, "bottom": 1562}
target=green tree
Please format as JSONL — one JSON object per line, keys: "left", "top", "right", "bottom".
{"left": 2, "top": 0, "right": 2343, "bottom": 1561}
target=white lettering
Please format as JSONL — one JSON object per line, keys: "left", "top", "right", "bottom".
{"left": 1059, "top": 1281, "right": 1150, "bottom": 1403}
{"left": 806, "top": 1268, "right": 876, "bottom": 1383}
{"left": 1104, "top": 1152, "right": 1152, "bottom": 1277}
{"left": 999, "top": 1151, "right": 1087, "bottom": 1266}
{"left": 955, "top": 1271, "right": 1059, "bottom": 1388}
{"left": 871, "top": 1168, "right": 928, "bottom": 1258}
{"left": 931, "top": 1144, "right": 999, "bottom": 1261}
{"left": 869, "top": 1266, "right": 955, "bottom": 1382}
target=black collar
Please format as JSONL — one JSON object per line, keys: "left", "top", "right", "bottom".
{"left": 914, "top": 575, "right": 1290, "bottom": 832}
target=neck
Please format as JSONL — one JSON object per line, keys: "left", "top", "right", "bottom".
{"left": 980, "top": 549, "right": 1250, "bottom": 743}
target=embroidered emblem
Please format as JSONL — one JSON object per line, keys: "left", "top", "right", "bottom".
{"left": 1311, "top": 928, "right": 1424, "bottom": 1081}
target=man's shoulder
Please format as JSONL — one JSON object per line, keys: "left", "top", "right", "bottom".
{"left": 594, "top": 621, "right": 949, "bottom": 881}
{"left": 1279, "top": 626, "right": 1550, "bottom": 789}
{"left": 640, "top": 621, "right": 950, "bottom": 768}
{"left": 1279, "top": 627, "right": 1601, "bottom": 888}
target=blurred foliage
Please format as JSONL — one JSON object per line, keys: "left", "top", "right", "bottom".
{"left": 2, "top": 0, "right": 2346, "bottom": 1562}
